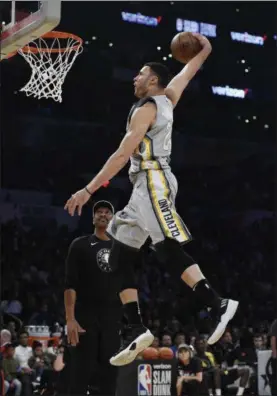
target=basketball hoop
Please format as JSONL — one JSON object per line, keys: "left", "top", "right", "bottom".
{"left": 17, "top": 31, "right": 83, "bottom": 103}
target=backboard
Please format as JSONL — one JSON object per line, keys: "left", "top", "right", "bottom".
{"left": 0, "top": 1, "right": 61, "bottom": 60}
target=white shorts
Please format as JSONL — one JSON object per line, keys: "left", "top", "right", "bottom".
{"left": 107, "top": 170, "right": 192, "bottom": 249}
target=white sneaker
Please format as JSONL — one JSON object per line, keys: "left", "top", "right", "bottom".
{"left": 207, "top": 299, "right": 239, "bottom": 345}
{"left": 110, "top": 325, "right": 154, "bottom": 366}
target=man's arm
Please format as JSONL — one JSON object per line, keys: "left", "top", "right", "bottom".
{"left": 64, "top": 290, "right": 76, "bottom": 321}
{"left": 86, "top": 102, "right": 156, "bottom": 194}
{"left": 64, "top": 239, "right": 86, "bottom": 345}
{"left": 165, "top": 33, "right": 212, "bottom": 107}
{"left": 64, "top": 240, "right": 80, "bottom": 321}
{"left": 183, "top": 372, "right": 203, "bottom": 382}
{"left": 176, "top": 376, "right": 184, "bottom": 396}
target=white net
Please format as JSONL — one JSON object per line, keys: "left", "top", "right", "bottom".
{"left": 18, "top": 34, "right": 83, "bottom": 103}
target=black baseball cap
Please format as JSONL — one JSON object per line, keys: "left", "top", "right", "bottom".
{"left": 93, "top": 200, "right": 114, "bottom": 216}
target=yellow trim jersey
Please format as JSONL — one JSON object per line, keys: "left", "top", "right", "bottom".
{"left": 128, "top": 95, "right": 173, "bottom": 177}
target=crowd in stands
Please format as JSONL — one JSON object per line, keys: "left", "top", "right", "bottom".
{"left": 1, "top": 328, "right": 65, "bottom": 396}
{"left": 0, "top": 322, "right": 274, "bottom": 395}
{"left": 1, "top": 139, "right": 274, "bottom": 395}
{"left": 0, "top": 210, "right": 274, "bottom": 395}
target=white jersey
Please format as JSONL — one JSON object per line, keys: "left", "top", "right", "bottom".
{"left": 128, "top": 95, "right": 173, "bottom": 179}
{"left": 107, "top": 95, "right": 192, "bottom": 249}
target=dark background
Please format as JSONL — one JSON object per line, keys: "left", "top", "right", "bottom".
{"left": 0, "top": 1, "right": 276, "bottom": 334}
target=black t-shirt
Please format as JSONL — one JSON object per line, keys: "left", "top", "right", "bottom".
{"left": 213, "top": 342, "right": 239, "bottom": 366}
{"left": 177, "top": 357, "right": 202, "bottom": 377}
{"left": 196, "top": 352, "right": 215, "bottom": 372}
{"left": 64, "top": 235, "right": 121, "bottom": 310}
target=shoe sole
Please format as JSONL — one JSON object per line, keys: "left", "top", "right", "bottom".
{"left": 110, "top": 330, "right": 154, "bottom": 366}
{"left": 207, "top": 299, "right": 239, "bottom": 345}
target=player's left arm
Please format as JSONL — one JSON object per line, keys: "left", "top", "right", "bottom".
{"left": 86, "top": 102, "right": 156, "bottom": 194}
{"left": 165, "top": 33, "right": 212, "bottom": 107}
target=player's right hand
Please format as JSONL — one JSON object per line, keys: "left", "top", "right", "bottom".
{"left": 191, "top": 33, "right": 212, "bottom": 51}
{"left": 67, "top": 319, "right": 86, "bottom": 346}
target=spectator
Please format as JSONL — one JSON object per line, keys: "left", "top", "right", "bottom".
{"left": 0, "top": 330, "right": 11, "bottom": 352}
{"left": 150, "top": 336, "right": 160, "bottom": 349}
{"left": 195, "top": 337, "right": 221, "bottom": 396}
{"left": 3, "top": 344, "right": 22, "bottom": 396}
{"left": 253, "top": 333, "right": 265, "bottom": 352}
{"left": 161, "top": 333, "right": 173, "bottom": 348}
{"left": 261, "top": 332, "right": 269, "bottom": 349}
{"left": 46, "top": 340, "right": 56, "bottom": 357}
{"left": 167, "top": 318, "right": 182, "bottom": 334}
{"left": 53, "top": 345, "right": 66, "bottom": 372}
{"left": 6, "top": 322, "right": 18, "bottom": 343}
{"left": 172, "top": 333, "right": 186, "bottom": 355}
{"left": 214, "top": 331, "right": 250, "bottom": 396}
{"left": 28, "top": 342, "right": 52, "bottom": 383}
{"left": 152, "top": 318, "right": 161, "bottom": 332}
{"left": 14, "top": 331, "right": 33, "bottom": 396}
{"left": 176, "top": 345, "right": 203, "bottom": 396}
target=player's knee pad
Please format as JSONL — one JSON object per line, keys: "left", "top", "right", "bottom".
{"left": 109, "top": 239, "right": 139, "bottom": 291}
{"left": 154, "top": 238, "right": 196, "bottom": 280}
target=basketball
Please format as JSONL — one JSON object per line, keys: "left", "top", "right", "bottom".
{"left": 170, "top": 32, "right": 202, "bottom": 64}
{"left": 142, "top": 347, "right": 159, "bottom": 360}
{"left": 159, "top": 347, "right": 174, "bottom": 360}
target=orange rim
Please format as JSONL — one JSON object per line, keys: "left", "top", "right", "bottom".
{"left": 20, "top": 31, "right": 83, "bottom": 54}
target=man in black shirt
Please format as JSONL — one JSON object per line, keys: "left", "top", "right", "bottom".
{"left": 59, "top": 200, "right": 121, "bottom": 396}
{"left": 177, "top": 345, "right": 203, "bottom": 396}
{"left": 213, "top": 331, "right": 250, "bottom": 396}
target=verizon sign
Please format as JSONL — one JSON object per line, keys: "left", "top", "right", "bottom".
{"left": 230, "top": 31, "right": 266, "bottom": 46}
{"left": 121, "top": 12, "right": 162, "bottom": 27}
{"left": 211, "top": 86, "right": 250, "bottom": 99}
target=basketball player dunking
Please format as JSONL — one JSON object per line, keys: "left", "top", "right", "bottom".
{"left": 65, "top": 33, "right": 238, "bottom": 367}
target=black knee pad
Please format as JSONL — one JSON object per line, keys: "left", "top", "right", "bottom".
{"left": 154, "top": 238, "right": 196, "bottom": 280}
{"left": 109, "top": 239, "right": 139, "bottom": 291}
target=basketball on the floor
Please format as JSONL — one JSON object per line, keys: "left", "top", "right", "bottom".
{"left": 159, "top": 347, "right": 174, "bottom": 360}
{"left": 170, "top": 32, "right": 202, "bottom": 63}
{"left": 142, "top": 347, "right": 159, "bottom": 360}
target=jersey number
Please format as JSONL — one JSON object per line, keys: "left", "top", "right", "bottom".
{"left": 163, "top": 122, "right": 172, "bottom": 151}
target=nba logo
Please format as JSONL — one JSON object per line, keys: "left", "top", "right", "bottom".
{"left": 138, "top": 364, "right": 152, "bottom": 395}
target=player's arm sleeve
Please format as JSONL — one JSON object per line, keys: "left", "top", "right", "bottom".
{"left": 64, "top": 239, "right": 80, "bottom": 290}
